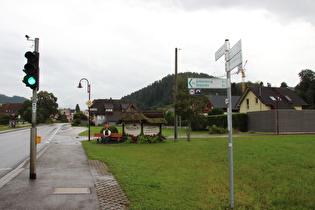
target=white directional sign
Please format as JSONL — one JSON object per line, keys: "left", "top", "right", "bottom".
{"left": 188, "top": 78, "right": 227, "bottom": 89}
{"left": 228, "top": 52, "right": 242, "bottom": 71}
{"left": 228, "top": 39, "right": 242, "bottom": 59}
{"left": 215, "top": 43, "right": 226, "bottom": 61}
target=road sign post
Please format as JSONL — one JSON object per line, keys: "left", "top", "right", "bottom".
{"left": 215, "top": 39, "right": 243, "bottom": 208}
{"left": 188, "top": 78, "right": 227, "bottom": 89}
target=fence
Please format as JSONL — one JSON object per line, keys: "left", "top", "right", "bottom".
{"left": 247, "top": 110, "right": 315, "bottom": 133}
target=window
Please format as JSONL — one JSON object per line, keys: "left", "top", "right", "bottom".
{"left": 105, "top": 108, "right": 113, "bottom": 112}
{"left": 285, "top": 95, "right": 292, "bottom": 102}
{"left": 269, "top": 96, "right": 276, "bottom": 101}
{"left": 246, "top": 99, "right": 249, "bottom": 109}
{"left": 255, "top": 97, "right": 259, "bottom": 104}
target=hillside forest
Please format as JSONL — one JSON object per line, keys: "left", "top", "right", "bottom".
{"left": 122, "top": 70, "right": 315, "bottom": 111}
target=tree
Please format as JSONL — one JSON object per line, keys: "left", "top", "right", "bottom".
{"left": 280, "top": 82, "right": 288, "bottom": 87}
{"left": 37, "top": 91, "right": 58, "bottom": 120}
{"left": 165, "top": 110, "right": 174, "bottom": 126}
{"left": 174, "top": 79, "right": 209, "bottom": 141}
{"left": 75, "top": 104, "right": 80, "bottom": 113}
{"left": 295, "top": 69, "right": 315, "bottom": 109}
{"left": 19, "top": 91, "right": 59, "bottom": 123}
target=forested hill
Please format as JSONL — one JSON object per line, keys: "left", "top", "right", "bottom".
{"left": 122, "top": 72, "right": 214, "bottom": 110}
{"left": 0, "top": 94, "right": 28, "bottom": 104}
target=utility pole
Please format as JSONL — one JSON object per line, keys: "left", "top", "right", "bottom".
{"left": 174, "top": 48, "right": 178, "bottom": 142}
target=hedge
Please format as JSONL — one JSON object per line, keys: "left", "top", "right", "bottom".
{"left": 206, "top": 113, "right": 248, "bottom": 132}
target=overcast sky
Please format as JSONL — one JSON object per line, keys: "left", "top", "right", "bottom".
{"left": 1, "top": 0, "right": 315, "bottom": 110}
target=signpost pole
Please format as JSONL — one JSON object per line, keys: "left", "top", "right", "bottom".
{"left": 215, "top": 39, "right": 242, "bottom": 208}
{"left": 225, "top": 39, "right": 234, "bottom": 208}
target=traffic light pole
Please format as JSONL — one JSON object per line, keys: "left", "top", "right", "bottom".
{"left": 29, "top": 38, "right": 39, "bottom": 180}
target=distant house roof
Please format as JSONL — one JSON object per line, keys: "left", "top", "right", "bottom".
{"left": 0, "top": 103, "right": 23, "bottom": 116}
{"left": 117, "top": 104, "right": 167, "bottom": 124}
{"left": 91, "top": 99, "right": 132, "bottom": 123}
{"left": 209, "top": 95, "right": 240, "bottom": 111}
{"left": 236, "top": 87, "right": 308, "bottom": 109}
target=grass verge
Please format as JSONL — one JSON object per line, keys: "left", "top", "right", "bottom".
{"left": 82, "top": 135, "right": 315, "bottom": 209}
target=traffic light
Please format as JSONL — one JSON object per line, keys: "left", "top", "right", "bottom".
{"left": 23, "top": 51, "right": 39, "bottom": 90}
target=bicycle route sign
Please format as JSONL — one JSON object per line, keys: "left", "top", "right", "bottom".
{"left": 188, "top": 78, "right": 227, "bottom": 89}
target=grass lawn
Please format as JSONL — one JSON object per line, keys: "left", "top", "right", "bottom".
{"left": 82, "top": 135, "right": 315, "bottom": 209}
{"left": 0, "top": 124, "right": 31, "bottom": 131}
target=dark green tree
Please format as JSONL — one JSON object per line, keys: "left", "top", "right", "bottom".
{"left": 37, "top": 91, "right": 58, "bottom": 120}
{"left": 19, "top": 91, "right": 58, "bottom": 123}
{"left": 295, "top": 69, "right": 315, "bottom": 109}
{"left": 280, "top": 82, "right": 288, "bottom": 87}
{"left": 174, "top": 79, "right": 209, "bottom": 141}
{"left": 0, "top": 114, "right": 10, "bottom": 125}
{"left": 165, "top": 110, "right": 174, "bottom": 126}
{"left": 75, "top": 104, "right": 80, "bottom": 113}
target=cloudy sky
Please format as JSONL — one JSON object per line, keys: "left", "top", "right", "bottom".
{"left": 1, "top": 0, "right": 315, "bottom": 109}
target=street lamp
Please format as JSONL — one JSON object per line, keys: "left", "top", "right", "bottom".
{"left": 77, "top": 78, "right": 91, "bottom": 141}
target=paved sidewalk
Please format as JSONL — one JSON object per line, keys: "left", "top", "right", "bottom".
{"left": 0, "top": 126, "right": 129, "bottom": 210}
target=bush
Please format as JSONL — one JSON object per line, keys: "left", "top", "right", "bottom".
{"left": 208, "top": 107, "right": 224, "bottom": 115}
{"left": 232, "top": 113, "right": 248, "bottom": 132}
{"left": 0, "top": 114, "right": 10, "bottom": 125}
{"left": 73, "top": 112, "right": 87, "bottom": 120}
{"left": 72, "top": 118, "right": 81, "bottom": 126}
{"left": 165, "top": 111, "right": 174, "bottom": 126}
{"left": 206, "top": 113, "right": 248, "bottom": 132}
{"left": 207, "top": 125, "right": 227, "bottom": 134}
{"left": 100, "top": 126, "right": 119, "bottom": 134}
{"left": 191, "top": 114, "right": 208, "bottom": 130}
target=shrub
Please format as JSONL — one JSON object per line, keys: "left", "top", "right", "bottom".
{"left": 71, "top": 118, "right": 81, "bottom": 126}
{"left": 191, "top": 114, "right": 208, "bottom": 131}
{"left": 207, "top": 125, "right": 227, "bottom": 134}
{"left": 100, "top": 126, "right": 119, "bottom": 134}
{"left": 0, "top": 114, "right": 10, "bottom": 125}
{"left": 206, "top": 113, "right": 248, "bottom": 132}
{"left": 208, "top": 107, "right": 224, "bottom": 115}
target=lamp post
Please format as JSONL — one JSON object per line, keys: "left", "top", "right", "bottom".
{"left": 77, "top": 78, "right": 91, "bottom": 141}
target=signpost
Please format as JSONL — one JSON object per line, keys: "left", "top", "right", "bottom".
{"left": 228, "top": 39, "right": 242, "bottom": 59}
{"left": 228, "top": 52, "right": 243, "bottom": 71}
{"left": 215, "top": 39, "right": 243, "bottom": 209}
{"left": 215, "top": 43, "right": 226, "bottom": 61}
{"left": 188, "top": 78, "right": 227, "bottom": 89}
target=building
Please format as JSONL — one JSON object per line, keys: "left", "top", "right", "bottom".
{"left": 0, "top": 103, "right": 23, "bottom": 117}
{"left": 59, "top": 108, "right": 76, "bottom": 122}
{"left": 236, "top": 87, "right": 308, "bottom": 113}
{"left": 117, "top": 103, "right": 167, "bottom": 136}
{"left": 90, "top": 98, "right": 132, "bottom": 125}
{"left": 208, "top": 95, "right": 240, "bottom": 113}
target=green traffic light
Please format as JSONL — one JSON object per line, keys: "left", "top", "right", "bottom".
{"left": 28, "top": 76, "right": 36, "bottom": 85}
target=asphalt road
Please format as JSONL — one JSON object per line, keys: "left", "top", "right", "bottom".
{"left": 0, "top": 123, "right": 67, "bottom": 178}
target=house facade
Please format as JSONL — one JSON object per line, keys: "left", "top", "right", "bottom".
{"left": 0, "top": 103, "right": 23, "bottom": 117}
{"left": 236, "top": 87, "right": 308, "bottom": 113}
{"left": 90, "top": 98, "right": 132, "bottom": 125}
{"left": 59, "top": 108, "right": 75, "bottom": 122}
{"left": 208, "top": 95, "right": 240, "bottom": 113}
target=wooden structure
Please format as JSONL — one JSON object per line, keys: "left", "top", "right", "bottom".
{"left": 116, "top": 104, "right": 167, "bottom": 136}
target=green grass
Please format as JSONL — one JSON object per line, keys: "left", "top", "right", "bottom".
{"left": 0, "top": 123, "right": 31, "bottom": 131}
{"left": 82, "top": 135, "right": 315, "bottom": 209}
